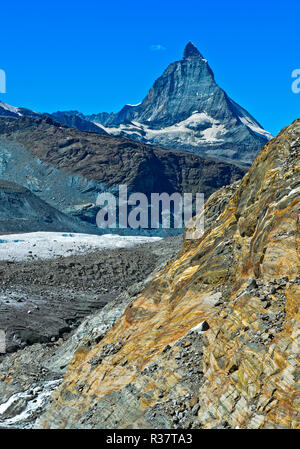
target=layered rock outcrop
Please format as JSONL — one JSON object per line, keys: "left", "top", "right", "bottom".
{"left": 0, "top": 236, "right": 182, "bottom": 428}
{"left": 36, "top": 119, "right": 299, "bottom": 428}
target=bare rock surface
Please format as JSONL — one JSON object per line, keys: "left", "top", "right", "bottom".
{"left": 34, "top": 119, "right": 299, "bottom": 429}
{"left": 0, "top": 235, "right": 182, "bottom": 428}
{"left": 84, "top": 42, "right": 271, "bottom": 165}
{"left": 0, "top": 236, "right": 181, "bottom": 354}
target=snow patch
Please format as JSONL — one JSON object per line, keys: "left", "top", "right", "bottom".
{"left": 0, "top": 232, "right": 161, "bottom": 262}
{"left": 188, "top": 321, "right": 209, "bottom": 334}
{"left": 0, "top": 101, "right": 22, "bottom": 116}
{"left": 97, "top": 112, "right": 229, "bottom": 145}
{"left": 238, "top": 115, "right": 273, "bottom": 140}
{"left": 230, "top": 99, "right": 273, "bottom": 140}
{"left": 0, "top": 380, "right": 61, "bottom": 429}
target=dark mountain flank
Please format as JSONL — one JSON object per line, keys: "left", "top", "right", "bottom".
{"left": 0, "top": 180, "right": 93, "bottom": 233}
{"left": 0, "top": 115, "right": 245, "bottom": 234}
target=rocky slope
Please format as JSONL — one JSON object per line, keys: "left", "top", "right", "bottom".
{"left": 0, "top": 102, "right": 105, "bottom": 135}
{"left": 82, "top": 42, "right": 272, "bottom": 165}
{"left": 0, "top": 115, "right": 245, "bottom": 235}
{"left": 0, "top": 236, "right": 181, "bottom": 355}
{"left": 50, "top": 111, "right": 108, "bottom": 134}
{"left": 0, "top": 236, "right": 182, "bottom": 428}
{"left": 34, "top": 118, "right": 299, "bottom": 429}
{"left": 0, "top": 180, "right": 93, "bottom": 234}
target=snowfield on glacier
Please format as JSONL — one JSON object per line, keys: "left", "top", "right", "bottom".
{"left": 0, "top": 232, "right": 161, "bottom": 262}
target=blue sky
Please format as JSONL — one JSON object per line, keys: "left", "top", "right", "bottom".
{"left": 0, "top": 0, "right": 299, "bottom": 135}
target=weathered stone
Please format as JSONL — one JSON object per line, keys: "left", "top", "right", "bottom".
{"left": 33, "top": 119, "right": 300, "bottom": 429}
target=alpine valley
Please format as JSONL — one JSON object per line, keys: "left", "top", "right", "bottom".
{"left": 0, "top": 117, "right": 298, "bottom": 430}
{"left": 0, "top": 114, "right": 244, "bottom": 235}
{"left": 0, "top": 41, "right": 298, "bottom": 432}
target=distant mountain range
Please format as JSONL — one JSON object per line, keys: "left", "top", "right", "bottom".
{"left": 0, "top": 42, "right": 273, "bottom": 234}
{"left": 1, "top": 42, "right": 272, "bottom": 167}
{"left": 0, "top": 115, "right": 245, "bottom": 235}
{"left": 0, "top": 101, "right": 107, "bottom": 135}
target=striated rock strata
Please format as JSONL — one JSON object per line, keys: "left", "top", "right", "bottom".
{"left": 32, "top": 119, "right": 299, "bottom": 428}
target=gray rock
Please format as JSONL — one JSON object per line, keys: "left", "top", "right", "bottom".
{"left": 85, "top": 42, "right": 271, "bottom": 165}
{"left": 192, "top": 404, "right": 200, "bottom": 415}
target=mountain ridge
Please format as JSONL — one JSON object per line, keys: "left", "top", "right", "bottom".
{"left": 81, "top": 42, "right": 272, "bottom": 165}
{"left": 1, "top": 42, "right": 272, "bottom": 166}
{"left": 0, "top": 115, "right": 245, "bottom": 235}
{"left": 0, "top": 179, "right": 94, "bottom": 234}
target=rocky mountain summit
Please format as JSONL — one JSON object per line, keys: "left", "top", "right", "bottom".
{"left": 30, "top": 118, "right": 299, "bottom": 429}
{"left": 81, "top": 42, "right": 272, "bottom": 165}
{"left": 1, "top": 43, "right": 272, "bottom": 167}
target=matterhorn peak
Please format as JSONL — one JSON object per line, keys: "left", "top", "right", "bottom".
{"left": 183, "top": 41, "right": 203, "bottom": 59}
{"left": 78, "top": 41, "right": 272, "bottom": 166}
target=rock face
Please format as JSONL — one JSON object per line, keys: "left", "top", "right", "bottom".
{"left": 50, "top": 111, "right": 107, "bottom": 134}
{"left": 0, "top": 116, "right": 245, "bottom": 235}
{"left": 1, "top": 43, "right": 272, "bottom": 166}
{"left": 0, "top": 180, "right": 92, "bottom": 233}
{"left": 0, "top": 236, "right": 182, "bottom": 428}
{"left": 84, "top": 42, "right": 272, "bottom": 165}
{"left": 36, "top": 118, "right": 299, "bottom": 429}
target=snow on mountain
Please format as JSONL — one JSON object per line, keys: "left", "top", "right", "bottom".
{"left": 0, "top": 101, "right": 41, "bottom": 119}
{"left": 229, "top": 99, "right": 273, "bottom": 140}
{"left": 0, "top": 101, "right": 22, "bottom": 116}
{"left": 0, "top": 43, "right": 273, "bottom": 166}
{"left": 96, "top": 112, "right": 229, "bottom": 146}
{"left": 87, "top": 42, "right": 273, "bottom": 165}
